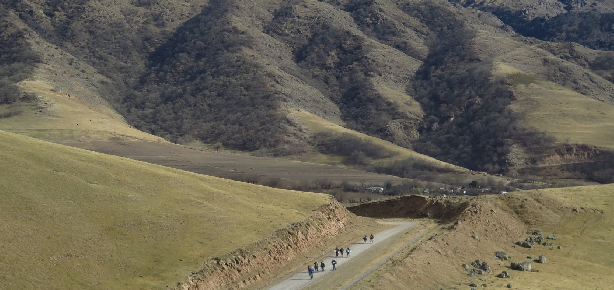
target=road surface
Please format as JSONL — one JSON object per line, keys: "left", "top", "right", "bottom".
{"left": 267, "top": 221, "right": 419, "bottom": 290}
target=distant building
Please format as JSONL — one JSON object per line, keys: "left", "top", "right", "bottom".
{"left": 365, "top": 186, "right": 384, "bottom": 193}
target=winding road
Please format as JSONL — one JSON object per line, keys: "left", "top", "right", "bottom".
{"left": 267, "top": 221, "right": 423, "bottom": 290}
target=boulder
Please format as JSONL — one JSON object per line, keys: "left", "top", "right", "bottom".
{"left": 496, "top": 271, "right": 510, "bottom": 278}
{"left": 511, "top": 261, "right": 532, "bottom": 271}
{"left": 538, "top": 255, "right": 547, "bottom": 263}
{"left": 495, "top": 251, "right": 511, "bottom": 260}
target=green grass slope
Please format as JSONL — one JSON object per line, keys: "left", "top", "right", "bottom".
{"left": 0, "top": 130, "right": 329, "bottom": 289}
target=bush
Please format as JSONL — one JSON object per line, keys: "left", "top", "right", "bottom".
{"left": 0, "top": 8, "right": 38, "bottom": 105}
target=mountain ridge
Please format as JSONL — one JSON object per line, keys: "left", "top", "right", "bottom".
{"left": 2, "top": 0, "right": 614, "bottom": 178}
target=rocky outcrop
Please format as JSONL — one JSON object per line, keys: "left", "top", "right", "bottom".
{"left": 175, "top": 201, "right": 356, "bottom": 290}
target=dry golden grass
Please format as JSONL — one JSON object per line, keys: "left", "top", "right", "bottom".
{"left": 0, "top": 130, "right": 330, "bottom": 289}
{"left": 495, "top": 63, "right": 614, "bottom": 150}
{"left": 288, "top": 109, "right": 465, "bottom": 172}
{"left": 498, "top": 185, "right": 614, "bottom": 289}
{"left": 0, "top": 80, "right": 165, "bottom": 143}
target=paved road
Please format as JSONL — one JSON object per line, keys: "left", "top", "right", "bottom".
{"left": 267, "top": 221, "right": 418, "bottom": 290}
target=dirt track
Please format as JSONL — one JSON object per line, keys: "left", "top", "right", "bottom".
{"left": 266, "top": 221, "right": 420, "bottom": 290}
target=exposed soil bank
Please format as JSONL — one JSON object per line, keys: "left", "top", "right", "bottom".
{"left": 174, "top": 200, "right": 363, "bottom": 290}
{"left": 347, "top": 195, "right": 469, "bottom": 221}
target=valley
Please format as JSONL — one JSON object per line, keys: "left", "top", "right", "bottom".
{"left": 1, "top": 0, "right": 614, "bottom": 289}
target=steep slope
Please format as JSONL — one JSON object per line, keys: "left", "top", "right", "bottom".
{"left": 0, "top": 130, "right": 342, "bottom": 289}
{"left": 2, "top": 0, "right": 614, "bottom": 178}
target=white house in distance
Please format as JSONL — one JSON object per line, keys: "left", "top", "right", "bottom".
{"left": 365, "top": 186, "right": 384, "bottom": 193}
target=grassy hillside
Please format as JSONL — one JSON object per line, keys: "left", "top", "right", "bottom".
{"left": 351, "top": 184, "right": 614, "bottom": 289}
{"left": 290, "top": 109, "right": 463, "bottom": 171}
{"left": 0, "top": 130, "right": 330, "bottom": 289}
{"left": 0, "top": 80, "right": 165, "bottom": 143}
{"left": 489, "top": 185, "right": 614, "bottom": 289}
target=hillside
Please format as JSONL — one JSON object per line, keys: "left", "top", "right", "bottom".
{"left": 349, "top": 185, "right": 614, "bottom": 289}
{"left": 0, "top": 130, "right": 360, "bottom": 289}
{"left": 1, "top": 0, "right": 614, "bottom": 180}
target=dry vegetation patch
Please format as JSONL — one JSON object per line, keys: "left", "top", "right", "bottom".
{"left": 1, "top": 81, "right": 165, "bottom": 143}
{"left": 0, "top": 130, "right": 333, "bottom": 289}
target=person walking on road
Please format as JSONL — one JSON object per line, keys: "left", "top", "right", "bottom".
{"left": 346, "top": 247, "right": 351, "bottom": 257}
{"left": 340, "top": 247, "right": 345, "bottom": 257}
{"left": 370, "top": 233, "right": 374, "bottom": 243}
{"left": 314, "top": 262, "right": 319, "bottom": 272}
{"left": 363, "top": 235, "right": 368, "bottom": 243}
{"left": 331, "top": 259, "right": 337, "bottom": 270}
{"left": 335, "top": 247, "right": 339, "bottom": 257}
{"left": 308, "top": 266, "right": 314, "bottom": 279}
{"left": 320, "top": 261, "right": 325, "bottom": 271}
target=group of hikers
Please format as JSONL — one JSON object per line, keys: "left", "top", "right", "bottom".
{"left": 307, "top": 234, "right": 374, "bottom": 279}
{"left": 364, "top": 234, "right": 374, "bottom": 244}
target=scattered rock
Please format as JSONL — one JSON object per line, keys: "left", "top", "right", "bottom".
{"left": 537, "top": 255, "right": 547, "bottom": 263}
{"left": 526, "top": 256, "right": 532, "bottom": 259}
{"left": 495, "top": 251, "right": 511, "bottom": 260}
{"left": 507, "top": 283, "right": 512, "bottom": 288}
{"left": 532, "top": 230, "right": 543, "bottom": 236}
{"left": 557, "top": 245, "right": 563, "bottom": 249}
{"left": 468, "top": 282, "right": 478, "bottom": 287}
{"left": 496, "top": 271, "right": 510, "bottom": 278}
{"left": 464, "top": 260, "right": 490, "bottom": 276}
{"left": 510, "top": 261, "right": 532, "bottom": 271}
{"left": 471, "top": 231, "right": 480, "bottom": 240}
{"left": 471, "top": 260, "right": 491, "bottom": 272}
{"left": 546, "top": 235, "right": 557, "bottom": 240}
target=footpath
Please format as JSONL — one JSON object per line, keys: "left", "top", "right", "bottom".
{"left": 267, "top": 221, "right": 419, "bottom": 290}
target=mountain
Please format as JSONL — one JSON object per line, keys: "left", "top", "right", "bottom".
{"left": 1, "top": 0, "right": 614, "bottom": 180}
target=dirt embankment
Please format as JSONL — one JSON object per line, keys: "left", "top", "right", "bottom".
{"left": 347, "top": 195, "right": 469, "bottom": 221}
{"left": 537, "top": 144, "right": 602, "bottom": 166}
{"left": 518, "top": 144, "right": 614, "bottom": 183}
{"left": 174, "top": 201, "right": 361, "bottom": 290}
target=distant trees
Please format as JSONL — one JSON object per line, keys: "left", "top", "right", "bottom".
{"left": 494, "top": 10, "right": 614, "bottom": 51}
{"left": 268, "top": 8, "right": 412, "bottom": 147}
{"left": 0, "top": 8, "right": 38, "bottom": 105}
{"left": 124, "top": 5, "right": 287, "bottom": 151}
{"left": 403, "top": 2, "right": 546, "bottom": 173}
